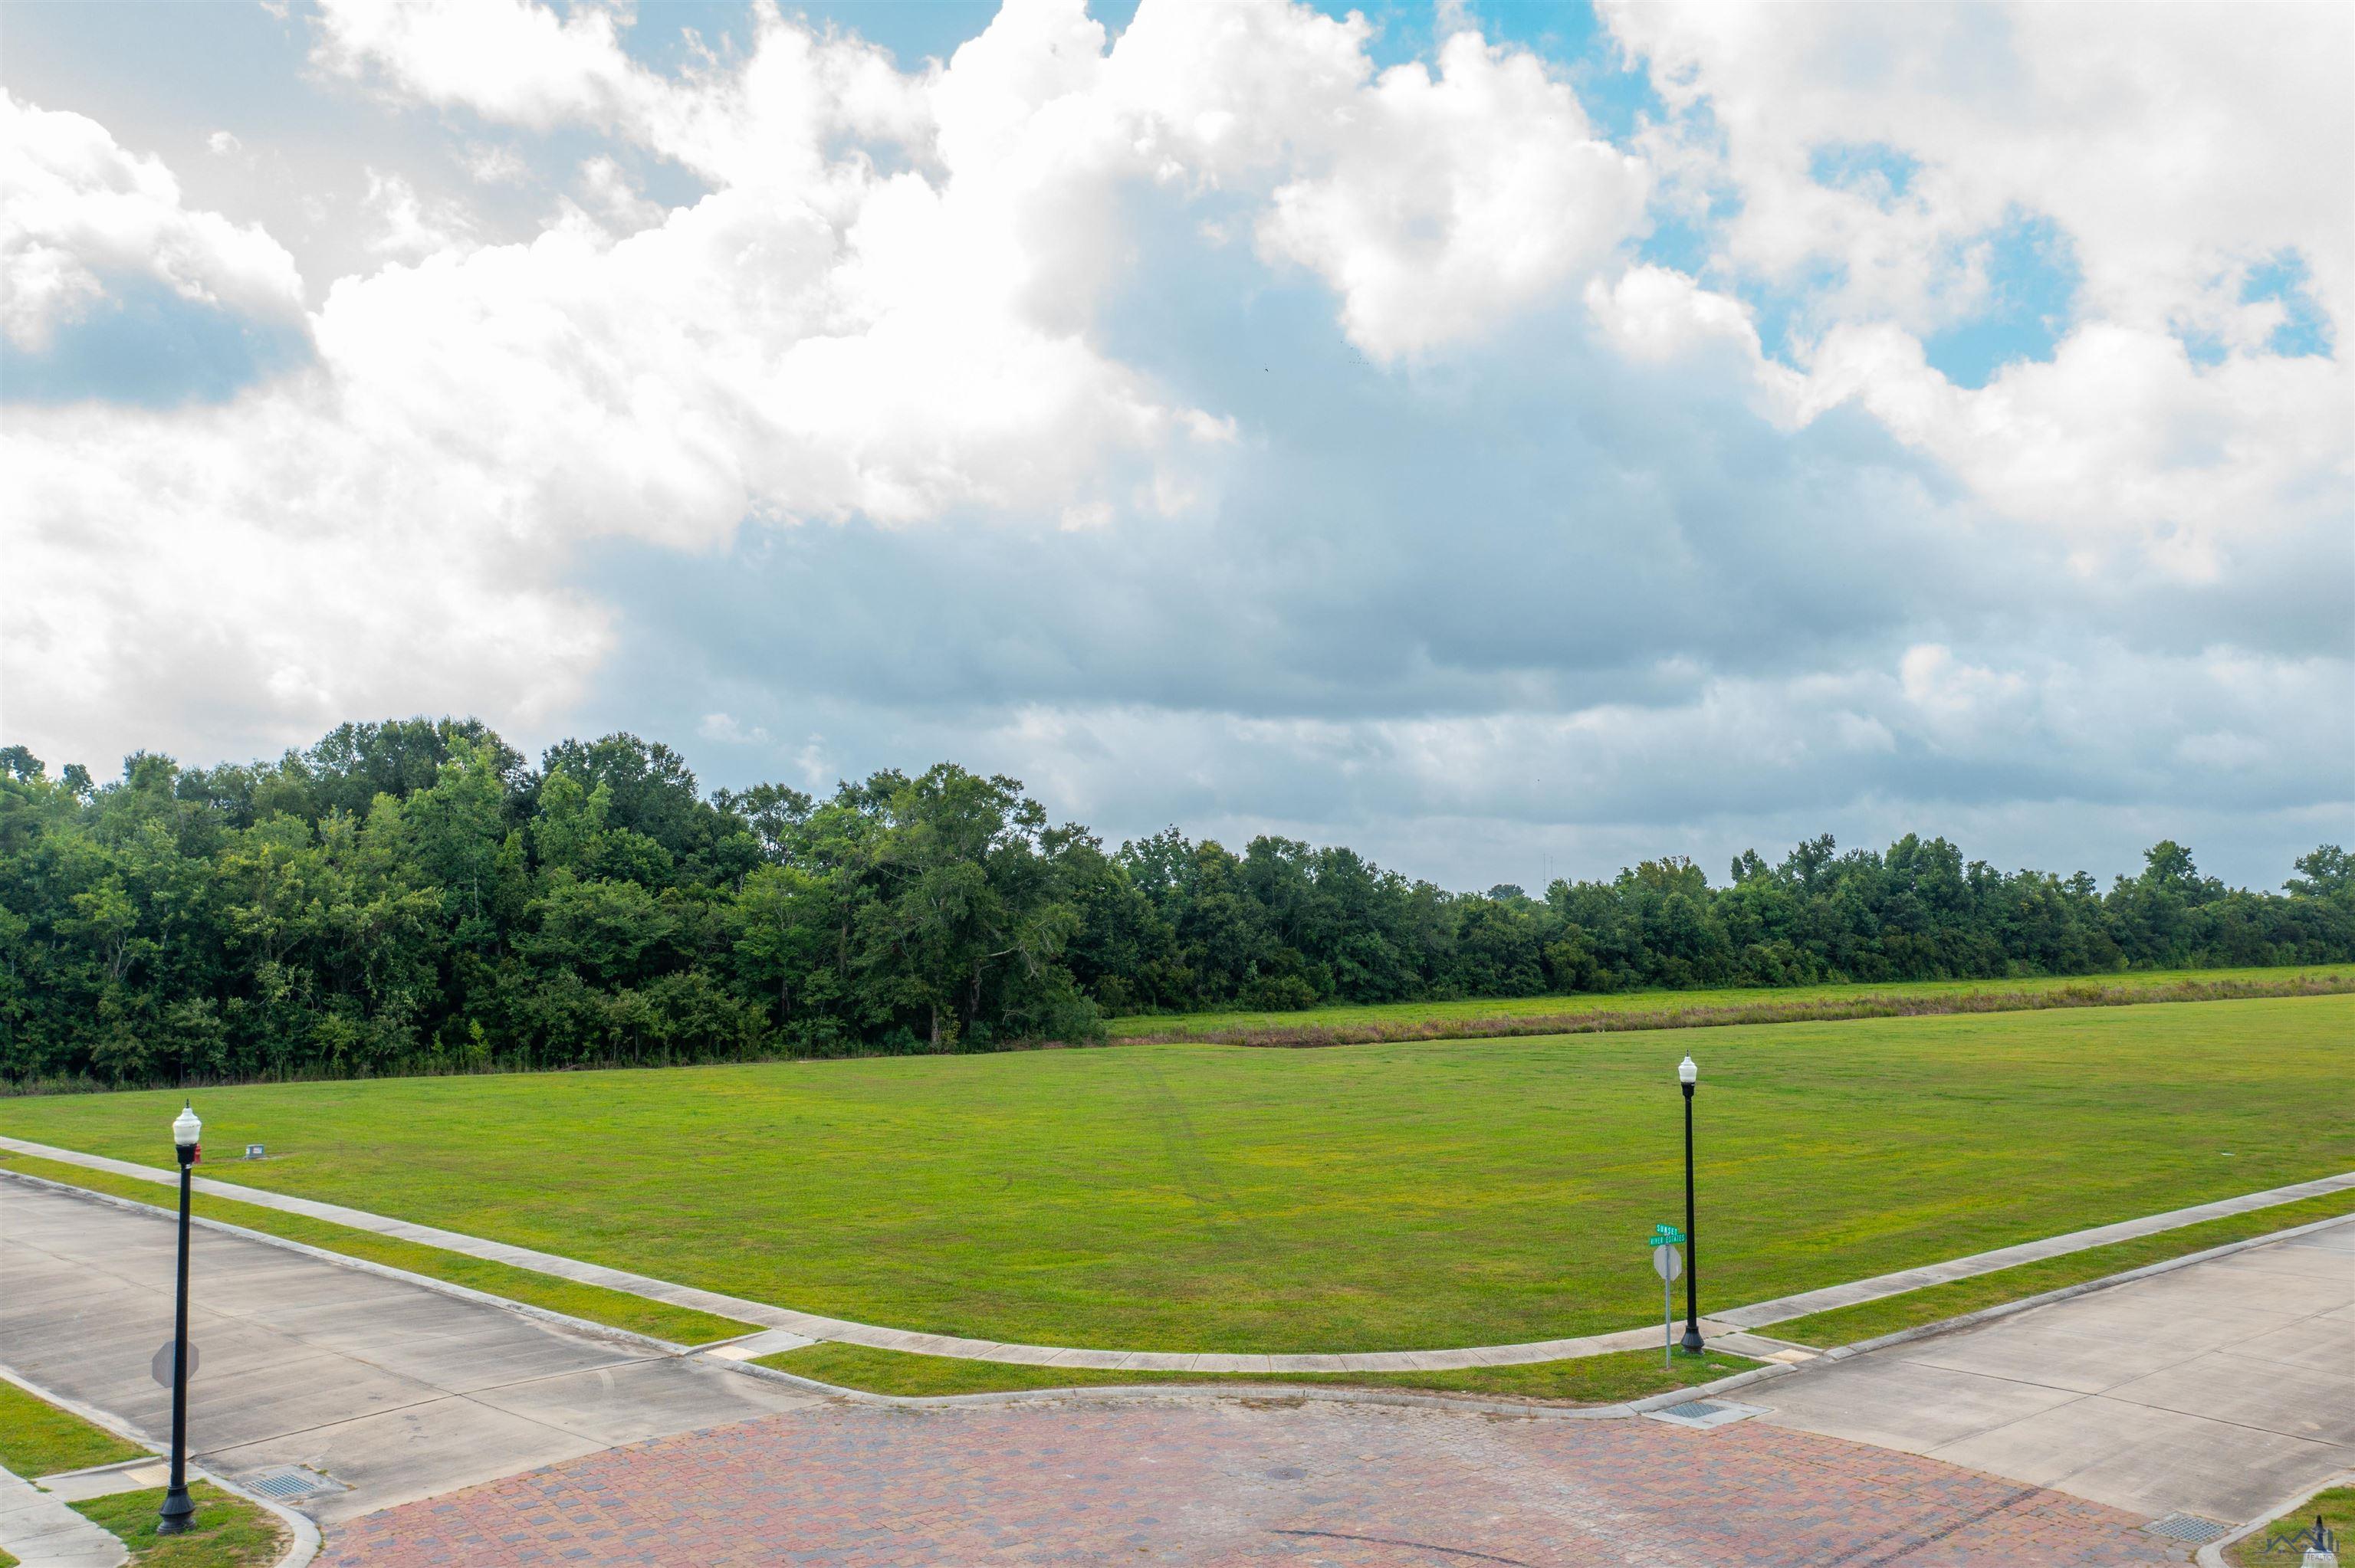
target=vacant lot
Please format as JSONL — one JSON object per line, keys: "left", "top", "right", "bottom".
{"left": 3, "top": 996, "right": 2347, "bottom": 1353}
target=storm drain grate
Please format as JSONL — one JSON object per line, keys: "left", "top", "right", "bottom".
{"left": 1657, "top": 1401, "right": 1724, "bottom": 1419}
{"left": 2142, "top": 1513, "right": 2231, "bottom": 1544}
{"left": 245, "top": 1466, "right": 347, "bottom": 1503}
{"left": 1644, "top": 1397, "right": 1770, "bottom": 1431}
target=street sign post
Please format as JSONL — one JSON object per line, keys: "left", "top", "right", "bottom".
{"left": 1649, "top": 1226, "right": 1687, "bottom": 1366}
{"left": 151, "top": 1339, "right": 199, "bottom": 1387}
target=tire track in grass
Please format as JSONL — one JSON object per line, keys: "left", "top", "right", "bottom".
{"left": 1125, "top": 1049, "right": 1242, "bottom": 1217}
{"left": 1120, "top": 1050, "right": 1281, "bottom": 1271}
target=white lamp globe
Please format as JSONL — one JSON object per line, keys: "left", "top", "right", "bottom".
{"left": 1677, "top": 1055, "right": 1698, "bottom": 1086}
{"left": 172, "top": 1104, "right": 202, "bottom": 1146}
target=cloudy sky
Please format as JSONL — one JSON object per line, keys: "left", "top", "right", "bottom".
{"left": 2, "top": 0, "right": 2349, "bottom": 892}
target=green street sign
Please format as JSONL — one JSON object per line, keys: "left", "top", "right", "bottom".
{"left": 1650, "top": 1223, "right": 1686, "bottom": 1245}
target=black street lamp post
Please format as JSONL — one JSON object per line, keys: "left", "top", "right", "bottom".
{"left": 1677, "top": 1055, "right": 1703, "bottom": 1353}
{"left": 159, "top": 1102, "right": 201, "bottom": 1537}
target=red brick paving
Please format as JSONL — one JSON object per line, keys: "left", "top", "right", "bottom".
{"left": 317, "top": 1396, "right": 2185, "bottom": 1566}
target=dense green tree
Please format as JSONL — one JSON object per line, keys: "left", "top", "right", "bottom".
{"left": 2, "top": 720, "right": 2350, "bottom": 1087}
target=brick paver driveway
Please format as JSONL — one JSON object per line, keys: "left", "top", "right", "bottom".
{"left": 318, "top": 1396, "right": 2183, "bottom": 1566}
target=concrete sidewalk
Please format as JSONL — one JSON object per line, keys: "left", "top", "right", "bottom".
{"left": 0, "top": 1465, "right": 126, "bottom": 1568}
{"left": 1762, "top": 1214, "right": 2355, "bottom": 1526}
{"left": 0, "top": 1181, "right": 816, "bottom": 1525}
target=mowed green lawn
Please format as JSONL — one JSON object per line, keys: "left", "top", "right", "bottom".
{"left": 2, "top": 996, "right": 2348, "bottom": 1353}
{"left": 1105, "top": 963, "right": 2354, "bottom": 1038}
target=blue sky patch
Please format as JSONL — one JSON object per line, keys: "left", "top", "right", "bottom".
{"left": 1636, "top": 209, "right": 1713, "bottom": 277}
{"left": 1921, "top": 212, "right": 2078, "bottom": 387}
{"left": 2242, "top": 250, "right": 2334, "bottom": 359}
{"left": 615, "top": 2, "right": 1058, "bottom": 71}
{"left": 1637, "top": 172, "right": 1740, "bottom": 279}
{"left": 1808, "top": 142, "right": 1918, "bottom": 209}
{"left": 0, "top": 277, "right": 310, "bottom": 408}
{"left": 1330, "top": 2, "right": 1663, "bottom": 142}
{"left": 744, "top": 2, "right": 1666, "bottom": 146}
{"left": 1736, "top": 261, "right": 1848, "bottom": 367}
{"left": 2176, "top": 326, "right": 2229, "bottom": 369}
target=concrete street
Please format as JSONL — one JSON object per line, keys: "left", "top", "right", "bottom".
{"left": 0, "top": 1180, "right": 816, "bottom": 1524}
{"left": 1762, "top": 1213, "right": 2355, "bottom": 1524}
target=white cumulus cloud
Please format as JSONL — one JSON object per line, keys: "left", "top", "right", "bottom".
{"left": 0, "top": 92, "right": 304, "bottom": 350}
{"left": 1253, "top": 28, "right": 1647, "bottom": 362}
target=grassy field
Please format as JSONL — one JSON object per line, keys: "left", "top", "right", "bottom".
{"left": 757, "top": 1342, "right": 1759, "bottom": 1402}
{"left": 1107, "top": 964, "right": 2355, "bottom": 1043}
{"left": 2, "top": 996, "right": 2348, "bottom": 1353}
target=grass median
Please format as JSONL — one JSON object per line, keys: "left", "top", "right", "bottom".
{"left": 0, "top": 1377, "right": 147, "bottom": 1476}
{"left": 754, "top": 1341, "right": 1761, "bottom": 1404}
{"left": 0, "top": 1381, "right": 281, "bottom": 1568}
{"left": 0, "top": 1152, "right": 754, "bottom": 1347}
{"left": 1771, "top": 1185, "right": 2355, "bottom": 1348}
{"left": 71, "top": 1484, "right": 283, "bottom": 1568}
{"left": 5, "top": 995, "right": 2349, "bottom": 1353}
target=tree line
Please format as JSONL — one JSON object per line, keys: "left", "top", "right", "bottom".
{"left": 2, "top": 719, "right": 2349, "bottom": 1086}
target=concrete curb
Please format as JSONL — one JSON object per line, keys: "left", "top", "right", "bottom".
{"left": 201, "top": 1470, "right": 327, "bottom": 1568}
{"left": 0, "top": 1363, "right": 320, "bottom": 1568}
{"left": 0, "top": 1168, "right": 703, "bottom": 1361}
{"left": 715, "top": 1349, "right": 1800, "bottom": 1420}
{"left": 1811, "top": 1209, "right": 2355, "bottom": 1363}
{"left": 2196, "top": 1468, "right": 2354, "bottom": 1568}
{"left": 30, "top": 1458, "right": 165, "bottom": 1489}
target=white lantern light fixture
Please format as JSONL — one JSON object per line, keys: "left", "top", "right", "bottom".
{"left": 172, "top": 1103, "right": 202, "bottom": 1147}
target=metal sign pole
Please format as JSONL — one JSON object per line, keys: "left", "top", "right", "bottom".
{"left": 1648, "top": 1229, "right": 1684, "bottom": 1370}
